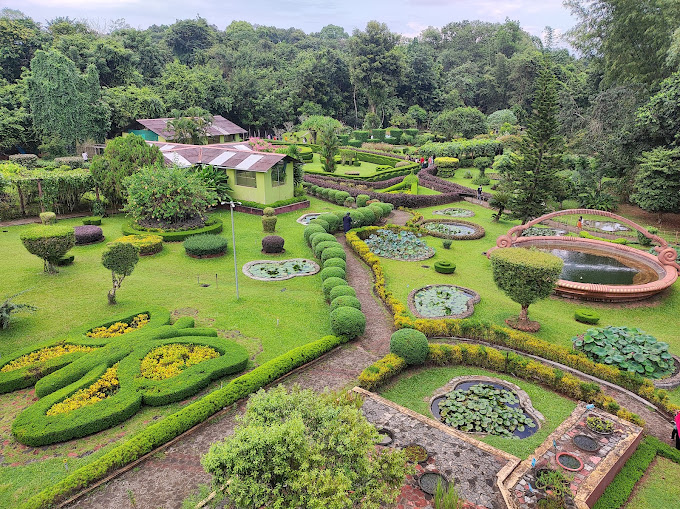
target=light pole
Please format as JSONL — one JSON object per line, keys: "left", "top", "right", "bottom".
{"left": 226, "top": 200, "right": 242, "bottom": 300}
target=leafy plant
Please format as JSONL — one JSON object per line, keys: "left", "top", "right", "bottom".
{"left": 364, "top": 229, "right": 434, "bottom": 261}
{"left": 403, "top": 443, "right": 428, "bottom": 463}
{"left": 195, "top": 165, "right": 232, "bottom": 203}
{"left": 586, "top": 416, "right": 614, "bottom": 434}
{"left": 535, "top": 469, "right": 571, "bottom": 501}
{"left": 0, "top": 291, "right": 37, "bottom": 330}
{"left": 433, "top": 208, "right": 474, "bottom": 218}
{"left": 434, "top": 478, "right": 463, "bottom": 509}
{"left": 183, "top": 234, "right": 229, "bottom": 257}
{"left": 572, "top": 326, "right": 673, "bottom": 378}
{"left": 102, "top": 242, "right": 139, "bottom": 305}
{"left": 438, "top": 383, "right": 536, "bottom": 437}
{"left": 390, "top": 329, "right": 429, "bottom": 365}
{"left": 20, "top": 225, "right": 75, "bottom": 273}
{"left": 422, "top": 222, "right": 476, "bottom": 238}
{"left": 413, "top": 286, "right": 475, "bottom": 318}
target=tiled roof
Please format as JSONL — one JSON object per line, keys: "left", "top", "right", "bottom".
{"left": 137, "top": 115, "right": 247, "bottom": 139}
{"left": 146, "top": 141, "right": 286, "bottom": 173}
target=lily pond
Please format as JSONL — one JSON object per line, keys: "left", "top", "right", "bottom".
{"left": 297, "top": 213, "right": 321, "bottom": 225}
{"left": 243, "top": 259, "right": 319, "bottom": 281}
{"left": 364, "top": 229, "right": 435, "bottom": 261}
{"left": 433, "top": 208, "right": 475, "bottom": 218}
{"left": 421, "top": 222, "right": 477, "bottom": 238}
{"left": 412, "top": 285, "right": 479, "bottom": 318}
{"left": 431, "top": 382, "right": 538, "bottom": 439}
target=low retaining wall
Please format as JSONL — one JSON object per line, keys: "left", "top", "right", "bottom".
{"left": 232, "top": 200, "right": 310, "bottom": 216}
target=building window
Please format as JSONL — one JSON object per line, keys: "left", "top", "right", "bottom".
{"left": 236, "top": 170, "right": 256, "bottom": 188}
{"left": 271, "top": 162, "right": 286, "bottom": 187}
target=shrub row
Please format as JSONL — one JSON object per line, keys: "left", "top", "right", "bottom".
{"left": 418, "top": 139, "right": 503, "bottom": 159}
{"left": 183, "top": 234, "right": 229, "bottom": 257}
{"left": 359, "top": 343, "right": 644, "bottom": 427}
{"left": 344, "top": 229, "right": 680, "bottom": 418}
{"left": 357, "top": 353, "right": 407, "bottom": 391}
{"left": 22, "top": 333, "right": 348, "bottom": 509}
{"left": 111, "top": 234, "right": 163, "bottom": 256}
{"left": 579, "top": 230, "right": 629, "bottom": 244}
{"left": 592, "top": 436, "right": 680, "bottom": 509}
{"left": 122, "top": 217, "right": 223, "bottom": 242}
{"left": 236, "top": 195, "right": 308, "bottom": 210}
{"left": 74, "top": 225, "right": 104, "bottom": 245}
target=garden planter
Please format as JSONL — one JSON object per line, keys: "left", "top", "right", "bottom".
{"left": 419, "top": 472, "right": 448, "bottom": 495}
{"left": 403, "top": 443, "right": 430, "bottom": 466}
{"left": 556, "top": 452, "right": 584, "bottom": 472}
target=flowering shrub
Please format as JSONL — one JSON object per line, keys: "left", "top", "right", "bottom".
{"left": 140, "top": 344, "right": 219, "bottom": 380}
{"left": 74, "top": 225, "right": 104, "bottom": 245}
{"left": 86, "top": 313, "right": 149, "bottom": 338}
{"left": 46, "top": 363, "right": 120, "bottom": 416}
{"left": 1, "top": 345, "right": 95, "bottom": 373}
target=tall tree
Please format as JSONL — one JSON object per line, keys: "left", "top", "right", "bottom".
{"left": 503, "top": 58, "right": 563, "bottom": 223}
{"left": 166, "top": 107, "right": 213, "bottom": 144}
{"left": 631, "top": 147, "right": 680, "bottom": 222}
{"left": 0, "top": 10, "right": 44, "bottom": 82}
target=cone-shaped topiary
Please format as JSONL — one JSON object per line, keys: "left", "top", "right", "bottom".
{"left": 390, "top": 329, "right": 429, "bottom": 365}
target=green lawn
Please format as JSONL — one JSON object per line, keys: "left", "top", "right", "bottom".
{"left": 624, "top": 456, "right": 680, "bottom": 509}
{"left": 379, "top": 202, "right": 680, "bottom": 357}
{"left": 303, "top": 153, "right": 391, "bottom": 178}
{"left": 0, "top": 197, "right": 347, "bottom": 506}
{"left": 379, "top": 366, "right": 577, "bottom": 459}
{"left": 442, "top": 169, "right": 500, "bottom": 195}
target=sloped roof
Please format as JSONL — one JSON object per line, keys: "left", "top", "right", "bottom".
{"left": 146, "top": 141, "right": 286, "bottom": 173}
{"left": 137, "top": 115, "right": 247, "bottom": 139}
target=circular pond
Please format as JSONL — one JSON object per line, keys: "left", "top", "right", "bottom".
{"left": 420, "top": 219, "right": 485, "bottom": 240}
{"left": 409, "top": 285, "right": 480, "bottom": 319}
{"left": 242, "top": 259, "right": 320, "bottom": 281}
{"left": 557, "top": 452, "right": 584, "bottom": 472}
{"left": 431, "top": 381, "right": 539, "bottom": 439}
{"left": 433, "top": 208, "right": 475, "bottom": 218}
{"left": 584, "top": 220, "right": 629, "bottom": 233}
{"left": 363, "top": 229, "right": 435, "bottom": 261}
{"left": 297, "top": 213, "right": 321, "bottom": 225}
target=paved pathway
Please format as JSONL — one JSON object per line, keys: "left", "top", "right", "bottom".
{"left": 68, "top": 211, "right": 409, "bottom": 509}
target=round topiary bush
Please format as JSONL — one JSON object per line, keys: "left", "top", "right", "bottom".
{"left": 320, "top": 266, "right": 346, "bottom": 281}
{"left": 390, "top": 329, "right": 429, "bottom": 365}
{"left": 335, "top": 191, "right": 350, "bottom": 205}
{"left": 356, "top": 194, "right": 370, "bottom": 208}
{"left": 327, "top": 189, "right": 338, "bottom": 202}
{"left": 304, "top": 224, "right": 327, "bottom": 245}
{"left": 321, "top": 247, "right": 346, "bottom": 263}
{"left": 112, "top": 234, "right": 163, "bottom": 256}
{"left": 378, "top": 202, "right": 393, "bottom": 215}
{"left": 309, "top": 218, "right": 331, "bottom": 233}
{"left": 329, "top": 284, "right": 357, "bottom": 301}
{"left": 368, "top": 203, "right": 384, "bottom": 220}
{"left": 330, "top": 295, "right": 362, "bottom": 312}
{"left": 184, "top": 234, "right": 229, "bottom": 258}
{"left": 318, "top": 213, "right": 341, "bottom": 233}
{"left": 74, "top": 225, "right": 104, "bottom": 245}
{"left": 262, "top": 235, "right": 285, "bottom": 253}
{"left": 344, "top": 197, "right": 356, "bottom": 208}
{"left": 20, "top": 225, "right": 75, "bottom": 273}
{"left": 574, "top": 309, "right": 601, "bottom": 325}
{"left": 322, "top": 277, "right": 348, "bottom": 300}
{"left": 82, "top": 216, "right": 102, "bottom": 226}
{"left": 39, "top": 212, "right": 56, "bottom": 225}
{"left": 348, "top": 210, "right": 365, "bottom": 228}
{"left": 357, "top": 207, "right": 376, "bottom": 225}
{"left": 311, "top": 233, "right": 337, "bottom": 249}
{"left": 263, "top": 207, "right": 276, "bottom": 216}
{"left": 434, "top": 261, "right": 456, "bottom": 274}
{"left": 314, "top": 240, "right": 340, "bottom": 258}
{"left": 323, "top": 257, "right": 346, "bottom": 270}
{"left": 330, "top": 306, "right": 366, "bottom": 339}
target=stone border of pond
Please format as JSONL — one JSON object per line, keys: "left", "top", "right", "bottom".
{"left": 242, "top": 258, "right": 320, "bottom": 281}
{"left": 408, "top": 284, "right": 481, "bottom": 320}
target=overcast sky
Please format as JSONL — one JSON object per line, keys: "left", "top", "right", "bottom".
{"left": 3, "top": 0, "right": 577, "bottom": 42}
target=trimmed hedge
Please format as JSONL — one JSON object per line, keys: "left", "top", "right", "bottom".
{"left": 575, "top": 309, "right": 601, "bottom": 325}
{"left": 40, "top": 212, "right": 56, "bottom": 225}
{"left": 330, "top": 306, "right": 366, "bottom": 339}
{"left": 320, "top": 266, "right": 346, "bottom": 281}
{"left": 311, "top": 232, "right": 337, "bottom": 249}
{"left": 122, "top": 217, "right": 223, "bottom": 242}
{"left": 262, "top": 235, "right": 285, "bottom": 253}
{"left": 357, "top": 353, "right": 406, "bottom": 391}
{"left": 323, "top": 257, "right": 346, "bottom": 271}
{"left": 434, "top": 261, "right": 456, "bottom": 274}
{"left": 237, "top": 196, "right": 308, "bottom": 210}
{"left": 304, "top": 224, "right": 327, "bottom": 245}
{"left": 82, "top": 216, "right": 102, "bottom": 226}
{"left": 390, "top": 329, "right": 429, "bottom": 365}
{"left": 321, "top": 247, "right": 346, "bottom": 263}
{"left": 183, "top": 234, "right": 229, "bottom": 257}
{"left": 74, "top": 225, "right": 104, "bottom": 245}
{"left": 329, "top": 285, "right": 357, "bottom": 301}
{"left": 322, "top": 277, "right": 347, "bottom": 300}
{"left": 22, "top": 334, "right": 348, "bottom": 509}
{"left": 314, "top": 240, "right": 340, "bottom": 258}
{"left": 330, "top": 295, "right": 362, "bottom": 312}
{"left": 111, "top": 235, "right": 163, "bottom": 256}
{"left": 318, "top": 213, "right": 341, "bottom": 232}
{"left": 20, "top": 225, "right": 75, "bottom": 272}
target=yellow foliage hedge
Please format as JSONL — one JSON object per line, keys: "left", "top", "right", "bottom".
{"left": 0, "top": 345, "right": 95, "bottom": 373}
{"left": 140, "top": 344, "right": 220, "bottom": 380}
{"left": 86, "top": 313, "right": 149, "bottom": 338}
{"left": 47, "top": 363, "right": 120, "bottom": 416}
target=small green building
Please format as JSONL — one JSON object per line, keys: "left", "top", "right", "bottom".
{"left": 147, "top": 141, "right": 294, "bottom": 205}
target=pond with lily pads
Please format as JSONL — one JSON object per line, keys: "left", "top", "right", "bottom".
{"left": 363, "top": 229, "right": 435, "bottom": 261}
{"left": 433, "top": 208, "right": 475, "bottom": 218}
{"left": 410, "top": 285, "right": 480, "bottom": 319}
{"left": 421, "top": 222, "right": 476, "bottom": 237}
{"left": 296, "top": 213, "right": 321, "bottom": 225}
{"left": 242, "top": 259, "right": 320, "bottom": 281}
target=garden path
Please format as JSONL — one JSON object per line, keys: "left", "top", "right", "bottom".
{"left": 67, "top": 211, "right": 410, "bottom": 509}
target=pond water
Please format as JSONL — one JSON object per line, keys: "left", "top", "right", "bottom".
{"left": 297, "top": 213, "right": 321, "bottom": 225}
{"left": 431, "top": 381, "right": 538, "bottom": 439}
{"left": 584, "top": 220, "right": 630, "bottom": 233}
{"left": 243, "top": 259, "right": 318, "bottom": 280}
{"left": 412, "top": 285, "right": 477, "bottom": 317}
{"left": 538, "top": 247, "right": 651, "bottom": 285}
{"left": 422, "top": 222, "right": 476, "bottom": 237}
{"left": 433, "top": 208, "right": 475, "bottom": 218}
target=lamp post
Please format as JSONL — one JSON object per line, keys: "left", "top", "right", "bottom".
{"left": 226, "top": 200, "right": 242, "bottom": 300}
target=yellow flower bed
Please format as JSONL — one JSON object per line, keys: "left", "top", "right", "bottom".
{"left": 140, "top": 344, "right": 219, "bottom": 380}
{"left": 1, "top": 345, "right": 95, "bottom": 373}
{"left": 86, "top": 313, "right": 149, "bottom": 338}
{"left": 47, "top": 363, "right": 120, "bottom": 416}
{"left": 112, "top": 234, "right": 163, "bottom": 255}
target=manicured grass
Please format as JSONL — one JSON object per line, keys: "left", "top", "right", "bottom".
{"left": 624, "top": 456, "right": 680, "bottom": 509}
{"left": 442, "top": 169, "right": 500, "bottom": 195}
{"left": 378, "top": 186, "right": 441, "bottom": 196}
{"left": 379, "top": 366, "right": 577, "bottom": 459}
{"left": 303, "top": 153, "right": 388, "bottom": 177}
{"left": 379, "top": 202, "right": 680, "bottom": 357}
{"left": 0, "top": 197, "right": 347, "bottom": 507}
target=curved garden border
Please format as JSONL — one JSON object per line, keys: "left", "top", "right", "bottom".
{"left": 418, "top": 219, "right": 485, "bottom": 240}
{"left": 429, "top": 375, "right": 545, "bottom": 433}
{"left": 242, "top": 258, "right": 320, "bottom": 281}
{"left": 489, "top": 209, "right": 679, "bottom": 302}
{"left": 408, "top": 284, "right": 481, "bottom": 319}
{"left": 122, "top": 217, "right": 223, "bottom": 242}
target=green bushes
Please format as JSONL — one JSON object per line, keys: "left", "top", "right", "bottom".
{"left": 183, "top": 234, "right": 229, "bottom": 258}
{"left": 330, "top": 295, "right": 361, "bottom": 311}
{"left": 82, "top": 216, "right": 102, "bottom": 226}
{"left": 311, "top": 232, "right": 337, "bottom": 249}
{"left": 321, "top": 247, "right": 346, "bottom": 263}
{"left": 637, "top": 226, "right": 658, "bottom": 247}
{"left": 323, "top": 257, "right": 346, "bottom": 270}
{"left": 314, "top": 240, "right": 340, "bottom": 258}
{"left": 434, "top": 261, "right": 456, "bottom": 274}
{"left": 330, "top": 306, "right": 366, "bottom": 339}
{"left": 357, "top": 207, "right": 376, "bottom": 225}
{"left": 358, "top": 353, "right": 407, "bottom": 391}
{"left": 574, "top": 308, "right": 600, "bottom": 325}
{"left": 40, "top": 212, "right": 56, "bottom": 225}
{"left": 334, "top": 191, "right": 350, "bottom": 205}
{"left": 356, "top": 194, "right": 370, "bottom": 207}
{"left": 322, "top": 277, "right": 347, "bottom": 300}
{"left": 9, "top": 153, "right": 38, "bottom": 169}
{"left": 329, "top": 285, "right": 357, "bottom": 301}
{"left": 112, "top": 235, "right": 163, "bottom": 256}
{"left": 122, "top": 217, "right": 223, "bottom": 242}
{"left": 318, "top": 213, "right": 340, "bottom": 232}
{"left": 389, "top": 329, "right": 429, "bottom": 365}
{"left": 320, "top": 266, "right": 346, "bottom": 281}
{"left": 20, "top": 225, "right": 75, "bottom": 273}
{"left": 304, "top": 224, "right": 327, "bottom": 245}
{"left": 434, "top": 157, "right": 459, "bottom": 168}
{"left": 353, "top": 130, "right": 370, "bottom": 142}
{"left": 262, "top": 207, "right": 277, "bottom": 233}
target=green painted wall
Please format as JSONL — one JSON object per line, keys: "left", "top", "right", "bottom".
{"left": 224, "top": 162, "right": 293, "bottom": 205}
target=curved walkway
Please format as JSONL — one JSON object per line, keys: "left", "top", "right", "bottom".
{"left": 67, "top": 212, "right": 408, "bottom": 509}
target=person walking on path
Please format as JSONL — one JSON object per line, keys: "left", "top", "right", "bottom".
{"left": 577, "top": 216, "right": 583, "bottom": 229}
{"left": 343, "top": 212, "right": 352, "bottom": 233}
{"left": 477, "top": 186, "right": 483, "bottom": 200}
{"left": 673, "top": 412, "right": 680, "bottom": 449}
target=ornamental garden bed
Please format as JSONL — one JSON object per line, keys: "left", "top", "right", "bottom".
{"left": 122, "top": 217, "right": 223, "bottom": 242}
{"left": 242, "top": 259, "right": 320, "bottom": 281}
{"left": 408, "top": 284, "right": 480, "bottom": 319}
{"left": 362, "top": 228, "right": 435, "bottom": 261}
{"left": 418, "top": 219, "right": 485, "bottom": 240}
{"left": 433, "top": 207, "right": 475, "bottom": 218}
